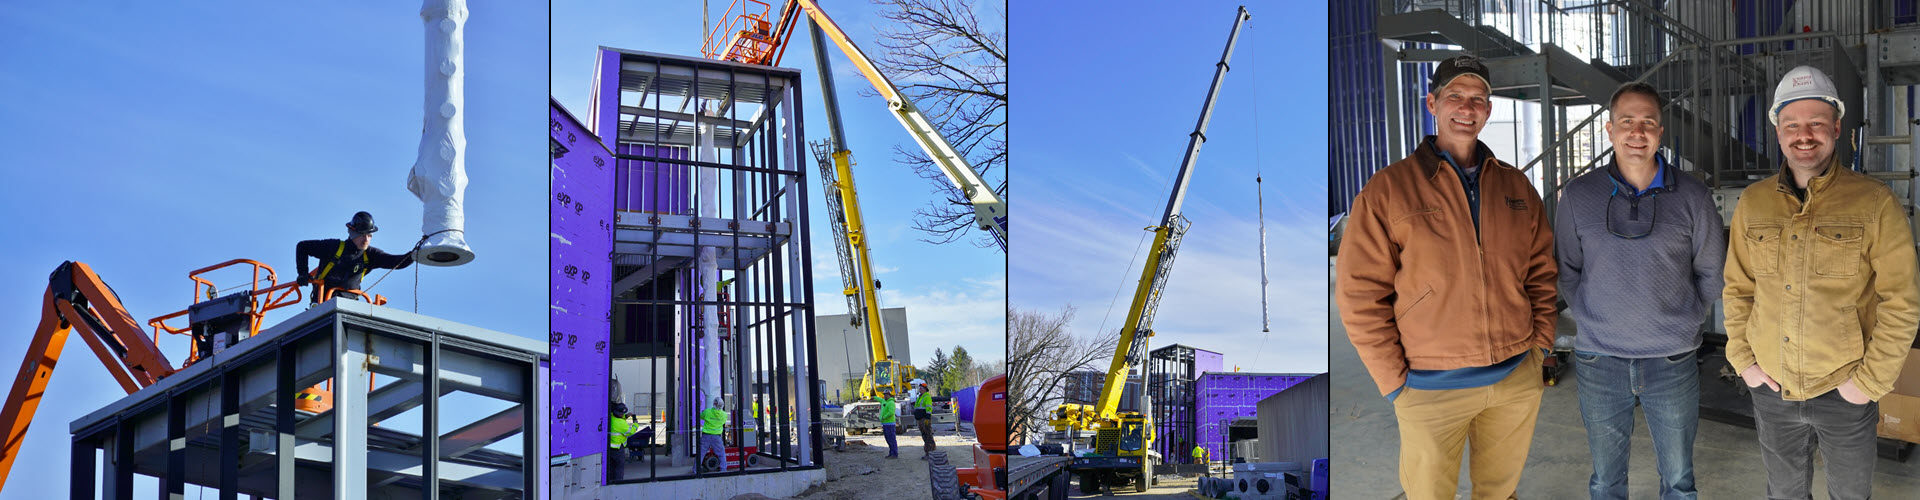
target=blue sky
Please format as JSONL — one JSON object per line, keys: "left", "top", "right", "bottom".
{"left": 551, "top": 0, "right": 1009, "bottom": 365}
{"left": 1010, "top": 0, "right": 1329, "bottom": 374}
{"left": 0, "top": 2, "right": 547, "bottom": 497}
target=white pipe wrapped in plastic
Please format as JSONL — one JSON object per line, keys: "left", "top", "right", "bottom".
{"left": 698, "top": 113, "right": 722, "bottom": 411}
{"left": 408, "top": 0, "right": 476, "bottom": 266}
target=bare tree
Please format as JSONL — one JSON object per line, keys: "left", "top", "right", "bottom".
{"left": 867, "top": 0, "right": 1007, "bottom": 248}
{"left": 1007, "top": 305, "right": 1117, "bottom": 444}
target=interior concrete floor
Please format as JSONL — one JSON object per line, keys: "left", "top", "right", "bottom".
{"left": 1328, "top": 259, "right": 1920, "bottom": 498}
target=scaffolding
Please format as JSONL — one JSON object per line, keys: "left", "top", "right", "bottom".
{"left": 551, "top": 47, "right": 820, "bottom": 489}
{"left": 67, "top": 300, "right": 547, "bottom": 499}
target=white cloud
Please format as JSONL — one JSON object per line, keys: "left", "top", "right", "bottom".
{"left": 878, "top": 276, "right": 1007, "bottom": 364}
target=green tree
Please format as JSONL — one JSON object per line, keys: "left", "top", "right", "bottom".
{"left": 946, "top": 346, "right": 974, "bottom": 394}
{"left": 925, "top": 348, "right": 950, "bottom": 395}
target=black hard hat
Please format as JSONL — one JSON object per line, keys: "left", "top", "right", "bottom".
{"left": 613, "top": 403, "right": 629, "bottom": 416}
{"left": 347, "top": 211, "right": 378, "bottom": 235}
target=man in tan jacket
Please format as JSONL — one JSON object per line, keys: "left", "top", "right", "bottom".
{"left": 1725, "top": 65, "right": 1919, "bottom": 500}
{"left": 1335, "top": 55, "right": 1558, "bottom": 500}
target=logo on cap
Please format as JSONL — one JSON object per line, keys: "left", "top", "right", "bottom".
{"left": 1793, "top": 76, "right": 1813, "bottom": 86}
{"left": 1455, "top": 57, "right": 1485, "bottom": 70}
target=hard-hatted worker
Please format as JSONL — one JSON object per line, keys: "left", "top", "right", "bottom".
{"left": 910, "top": 378, "right": 936, "bottom": 457}
{"left": 608, "top": 403, "right": 636, "bottom": 481}
{"left": 877, "top": 394, "right": 900, "bottom": 459}
{"left": 1726, "top": 65, "right": 1919, "bottom": 500}
{"left": 699, "top": 396, "right": 730, "bottom": 471}
{"left": 296, "top": 211, "right": 413, "bottom": 303}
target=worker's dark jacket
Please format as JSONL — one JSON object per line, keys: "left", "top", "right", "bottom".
{"left": 296, "top": 239, "right": 413, "bottom": 293}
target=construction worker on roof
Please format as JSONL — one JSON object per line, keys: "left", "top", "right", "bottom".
{"left": 699, "top": 396, "right": 730, "bottom": 471}
{"left": 296, "top": 211, "right": 413, "bottom": 303}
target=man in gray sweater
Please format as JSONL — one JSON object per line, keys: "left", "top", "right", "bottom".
{"left": 1554, "top": 82, "right": 1725, "bottom": 500}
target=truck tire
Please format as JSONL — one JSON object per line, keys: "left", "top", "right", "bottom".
{"left": 1078, "top": 473, "right": 1095, "bottom": 495}
{"left": 1048, "top": 469, "right": 1070, "bottom": 500}
{"left": 1134, "top": 475, "right": 1147, "bottom": 492}
{"left": 929, "top": 461, "right": 961, "bottom": 500}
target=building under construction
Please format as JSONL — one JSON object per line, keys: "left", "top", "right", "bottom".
{"left": 66, "top": 300, "right": 547, "bottom": 499}
{"left": 549, "top": 47, "right": 824, "bottom": 498}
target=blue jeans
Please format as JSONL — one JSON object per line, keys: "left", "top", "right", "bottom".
{"left": 882, "top": 423, "right": 899, "bottom": 456}
{"left": 1574, "top": 350, "right": 1698, "bottom": 500}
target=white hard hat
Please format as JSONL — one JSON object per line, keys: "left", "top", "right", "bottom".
{"left": 1770, "top": 65, "right": 1845, "bottom": 125}
{"left": 910, "top": 378, "right": 926, "bottom": 386}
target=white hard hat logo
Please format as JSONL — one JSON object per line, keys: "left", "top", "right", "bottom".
{"left": 1793, "top": 76, "right": 1813, "bottom": 86}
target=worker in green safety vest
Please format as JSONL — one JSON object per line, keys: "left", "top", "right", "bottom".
{"left": 910, "top": 379, "right": 936, "bottom": 458}
{"left": 608, "top": 403, "right": 636, "bottom": 480}
{"left": 699, "top": 397, "right": 729, "bottom": 471}
{"left": 877, "top": 394, "right": 900, "bottom": 458}
{"left": 1193, "top": 444, "right": 1210, "bottom": 476}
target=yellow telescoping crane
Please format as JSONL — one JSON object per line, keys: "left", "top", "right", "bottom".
{"left": 705, "top": 0, "right": 1008, "bottom": 250}
{"left": 1055, "top": 6, "right": 1249, "bottom": 494}
{"left": 805, "top": 18, "right": 918, "bottom": 430}
{"left": 704, "top": 0, "right": 1002, "bottom": 430}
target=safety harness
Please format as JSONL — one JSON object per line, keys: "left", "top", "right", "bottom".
{"left": 312, "top": 240, "right": 370, "bottom": 286}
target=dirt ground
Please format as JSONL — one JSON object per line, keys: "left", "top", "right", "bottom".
{"left": 1067, "top": 474, "right": 1200, "bottom": 499}
{"left": 775, "top": 423, "right": 979, "bottom": 500}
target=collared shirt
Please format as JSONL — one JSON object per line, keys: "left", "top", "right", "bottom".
{"left": 1607, "top": 155, "right": 1668, "bottom": 197}
{"left": 1433, "top": 141, "right": 1487, "bottom": 236}
{"left": 1388, "top": 351, "right": 1527, "bottom": 401}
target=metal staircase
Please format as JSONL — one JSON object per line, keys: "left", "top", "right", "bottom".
{"left": 1369, "top": 0, "right": 1918, "bottom": 222}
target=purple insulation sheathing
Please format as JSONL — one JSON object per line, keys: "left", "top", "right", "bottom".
{"left": 591, "top": 48, "right": 621, "bottom": 152}
{"left": 1193, "top": 373, "right": 1314, "bottom": 460}
{"left": 616, "top": 144, "right": 691, "bottom": 214}
{"left": 550, "top": 100, "right": 614, "bottom": 463}
{"left": 1194, "top": 349, "right": 1224, "bottom": 379}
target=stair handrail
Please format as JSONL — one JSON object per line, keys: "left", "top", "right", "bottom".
{"left": 1518, "top": 46, "right": 1687, "bottom": 176}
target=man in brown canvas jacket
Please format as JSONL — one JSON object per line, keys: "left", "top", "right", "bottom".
{"left": 1335, "top": 55, "right": 1558, "bottom": 500}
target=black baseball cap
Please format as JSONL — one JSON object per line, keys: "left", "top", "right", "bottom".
{"left": 1430, "top": 55, "right": 1491, "bottom": 94}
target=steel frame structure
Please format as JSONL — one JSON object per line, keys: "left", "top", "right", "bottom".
{"left": 68, "top": 300, "right": 547, "bottom": 499}
{"left": 580, "top": 47, "right": 822, "bottom": 485}
{"left": 1146, "top": 344, "right": 1200, "bottom": 465}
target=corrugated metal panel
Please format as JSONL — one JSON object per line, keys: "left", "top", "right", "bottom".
{"left": 1256, "top": 374, "right": 1329, "bottom": 465}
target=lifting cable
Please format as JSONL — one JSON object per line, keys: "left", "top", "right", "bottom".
{"left": 1250, "top": 21, "right": 1275, "bottom": 364}
{"left": 362, "top": 228, "right": 462, "bottom": 313}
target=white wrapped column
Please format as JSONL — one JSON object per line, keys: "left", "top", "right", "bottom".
{"left": 408, "top": 0, "right": 476, "bottom": 266}
{"left": 698, "top": 113, "right": 722, "bottom": 409}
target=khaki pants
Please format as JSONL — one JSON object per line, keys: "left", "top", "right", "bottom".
{"left": 1393, "top": 350, "right": 1545, "bottom": 500}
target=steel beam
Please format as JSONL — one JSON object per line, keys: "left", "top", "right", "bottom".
{"left": 335, "top": 325, "right": 369, "bottom": 499}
